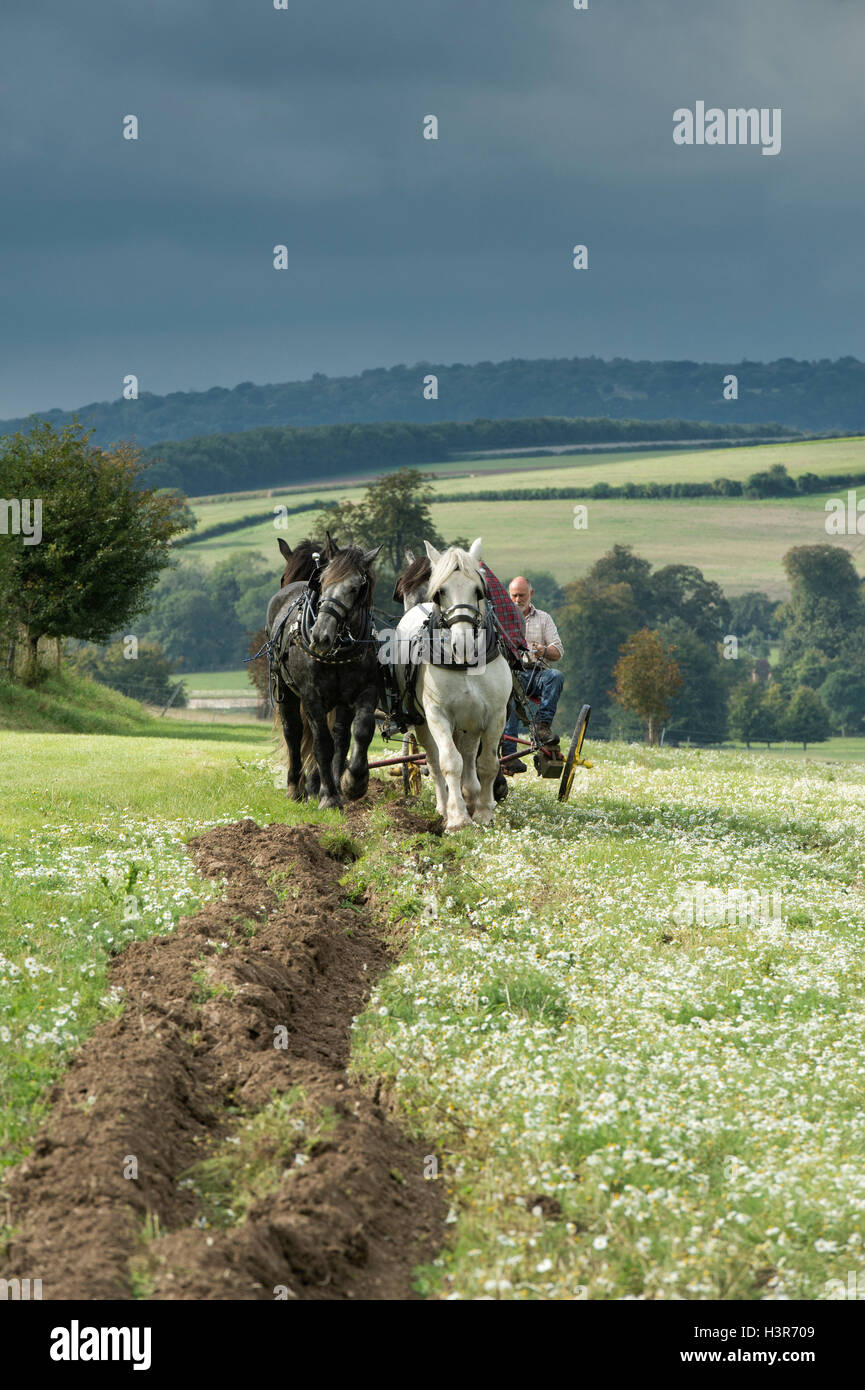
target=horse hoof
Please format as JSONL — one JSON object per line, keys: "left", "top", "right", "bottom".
{"left": 341, "top": 770, "right": 369, "bottom": 801}
{"left": 319, "top": 794, "right": 343, "bottom": 811}
{"left": 445, "top": 817, "right": 473, "bottom": 833}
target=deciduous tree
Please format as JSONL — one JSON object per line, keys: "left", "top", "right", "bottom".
{"left": 612, "top": 628, "right": 682, "bottom": 745}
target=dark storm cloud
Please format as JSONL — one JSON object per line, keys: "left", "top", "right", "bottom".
{"left": 1, "top": 0, "right": 862, "bottom": 415}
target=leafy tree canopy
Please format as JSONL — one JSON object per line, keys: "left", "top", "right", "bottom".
{"left": 0, "top": 419, "right": 188, "bottom": 680}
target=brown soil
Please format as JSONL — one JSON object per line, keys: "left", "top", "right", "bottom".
{"left": 0, "top": 811, "right": 444, "bottom": 1301}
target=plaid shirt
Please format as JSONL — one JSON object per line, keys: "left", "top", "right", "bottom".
{"left": 480, "top": 563, "right": 527, "bottom": 665}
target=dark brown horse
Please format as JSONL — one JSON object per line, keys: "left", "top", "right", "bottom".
{"left": 268, "top": 533, "right": 382, "bottom": 809}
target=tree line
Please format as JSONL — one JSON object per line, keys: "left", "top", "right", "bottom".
{"left": 556, "top": 541, "right": 865, "bottom": 750}
{"left": 135, "top": 416, "right": 791, "bottom": 497}
{"left": 2, "top": 353, "right": 863, "bottom": 447}
{"left": 434, "top": 463, "right": 865, "bottom": 504}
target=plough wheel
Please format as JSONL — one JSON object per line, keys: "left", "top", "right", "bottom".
{"left": 558, "top": 704, "right": 591, "bottom": 803}
{"left": 402, "top": 732, "right": 423, "bottom": 798}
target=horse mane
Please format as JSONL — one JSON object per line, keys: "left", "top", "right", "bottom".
{"left": 393, "top": 554, "right": 431, "bottom": 602}
{"left": 320, "top": 545, "right": 378, "bottom": 593}
{"left": 281, "top": 538, "right": 325, "bottom": 585}
{"left": 427, "top": 546, "right": 484, "bottom": 599}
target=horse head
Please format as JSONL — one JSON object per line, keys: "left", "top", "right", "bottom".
{"left": 278, "top": 537, "right": 325, "bottom": 587}
{"left": 424, "top": 537, "right": 486, "bottom": 665}
{"left": 393, "top": 548, "right": 432, "bottom": 611}
{"left": 310, "top": 535, "right": 382, "bottom": 656}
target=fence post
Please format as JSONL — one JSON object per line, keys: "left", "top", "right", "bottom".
{"left": 159, "top": 682, "right": 183, "bottom": 718}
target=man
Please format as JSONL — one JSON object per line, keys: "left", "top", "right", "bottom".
{"left": 503, "top": 575, "right": 564, "bottom": 772}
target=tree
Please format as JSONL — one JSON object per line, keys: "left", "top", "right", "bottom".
{"left": 745, "top": 463, "right": 796, "bottom": 498}
{"left": 156, "top": 488, "right": 197, "bottom": 531}
{"left": 754, "top": 683, "right": 787, "bottom": 747}
{"left": 650, "top": 565, "right": 730, "bottom": 646}
{"left": 728, "top": 590, "right": 781, "bottom": 640}
{"left": 315, "top": 467, "right": 447, "bottom": 578}
{"left": 136, "top": 553, "right": 274, "bottom": 671}
{"left": 557, "top": 577, "right": 643, "bottom": 736}
{"left": 70, "top": 641, "right": 186, "bottom": 706}
{"left": 0, "top": 420, "right": 187, "bottom": 681}
{"left": 612, "top": 628, "right": 682, "bottom": 745}
{"left": 729, "top": 682, "right": 765, "bottom": 749}
{"left": 659, "top": 619, "right": 729, "bottom": 744}
{"left": 779, "top": 545, "right": 865, "bottom": 665}
{"left": 819, "top": 669, "right": 865, "bottom": 737}
{"left": 785, "top": 686, "right": 830, "bottom": 750}
{"left": 525, "top": 570, "right": 564, "bottom": 611}
{"left": 782, "top": 646, "right": 831, "bottom": 694}
{"left": 556, "top": 546, "right": 732, "bottom": 736}
{"left": 589, "top": 544, "right": 654, "bottom": 618}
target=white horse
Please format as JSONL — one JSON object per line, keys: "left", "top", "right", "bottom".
{"left": 395, "top": 538, "right": 512, "bottom": 831}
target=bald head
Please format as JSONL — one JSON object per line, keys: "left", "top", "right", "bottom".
{"left": 509, "top": 576, "right": 532, "bottom": 613}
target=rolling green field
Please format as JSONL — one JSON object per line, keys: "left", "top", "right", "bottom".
{"left": 4, "top": 682, "right": 865, "bottom": 1299}
{"left": 180, "top": 437, "right": 865, "bottom": 597}
{"left": 420, "top": 435, "right": 865, "bottom": 490}
{"left": 184, "top": 492, "right": 864, "bottom": 600}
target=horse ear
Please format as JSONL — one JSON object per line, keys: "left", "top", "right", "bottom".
{"left": 363, "top": 545, "right": 382, "bottom": 567}
{"left": 469, "top": 537, "right": 483, "bottom": 563}
{"left": 324, "top": 530, "right": 339, "bottom": 556}
{"left": 277, "top": 538, "right": 292, "bottom": 561}
{"left": 404, "top": 548, "right": 416, "bottom": 564}
{"left": 423, "top": 540, "right": 442, "bottom": 565}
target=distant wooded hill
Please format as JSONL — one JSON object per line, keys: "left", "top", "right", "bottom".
{"left": 2, "top": 354, "right": 864, "bottom": 448}
{"left": 141, "top": 417, "right": 793, "bottom": 496}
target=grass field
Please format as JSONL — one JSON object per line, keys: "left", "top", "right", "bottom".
{"left": 184, "top": 491, "right": 865, "bottom": 599}
{"left": 187, "top": 437, "right": 865, "bottom": 516}
{"left": 3, "top": 672, "right": 865, "bottom": 1298}
{"left": 183, "top": 669, "right": 255, "bottom": 695}
{"left": 180, "top": 437, "right": 865, "bottom": 597}
{"left": 352, "top": 745, "right": 865, "bottom": 1299}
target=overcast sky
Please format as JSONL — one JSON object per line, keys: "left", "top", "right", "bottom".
{"left": 1, "top": 0, "right": 862, "bottom": 417}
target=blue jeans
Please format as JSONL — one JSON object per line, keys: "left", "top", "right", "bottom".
{"left": 503, "top": 667, "right": 564, "bottom": 753}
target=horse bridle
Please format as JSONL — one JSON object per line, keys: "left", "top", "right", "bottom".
{"left": 430, "top": 584, "right": 486, "bottom": 633}
{"left": 293, "top": 568, "right": 375, "bottom": 665}
{"left": 316, "top": 575, "right": 370, "bottom": 628}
